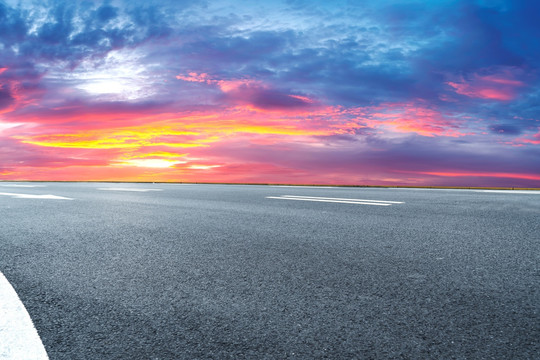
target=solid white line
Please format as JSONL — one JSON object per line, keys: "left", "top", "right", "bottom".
{"left": 0, "top": 272, "right": 49, "bottom": 360}
{"left": 97, "top": 188, "right": 163, "bottom": 192}
{"left": 0, "top": 185, "right": 45, "bottom": 188}
{"left": 0, "top": 192, "right": 73, "bottom": 200}
{"left": 266, "top": 196, "right": 391, "bottom": 205}
{"left": 280, "top": 195, "right": 404, "bottom": 204}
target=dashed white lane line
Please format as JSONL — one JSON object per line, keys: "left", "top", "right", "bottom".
{"left": 97, "top": 188, "right": 163, "bottom": 192}
{"left": 266, "top": 195, "right": 404, "bottom": 206}
{"left": 0, "top": 192, "right": 73, "bottom": 200}
{"left": 475, "top": 190, "right": 540, "bottom": 194}
{"left": 280, "top": 195, "right": 404, "bottom": 204}
{"left": 0, "top": 185, "right": 45, "bottom": 188}
{"left": 0, "top": 272, "right": 49, "bottom": 360}
{"left": 270, "top": 186, "right": 337, "bottom": 189}
{"left": 266, "top": 197, "right": 390, "bottom": 205}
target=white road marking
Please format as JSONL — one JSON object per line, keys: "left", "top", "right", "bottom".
{"left": 266, "top": 196, "right": 392, "bottom": 206}
{"left": 0, "top": 272, "right": 49, "bottom": 360}
{"left": 0, "top": 184, "right": 45, "bottom": 188}
{"left": 270, "top": 185, "right": 337, "bottom": 189}
{"left": 0, "top": 192, "right": 73, "bottom": 200}
{"left": 97, "top": 188, "right": 163, "bottom": 192}
{"left": 476, "top": 190, "right": 540, "bottom": 194}
{"left": 280, "top": 195, "right": 404, "bottom": 204}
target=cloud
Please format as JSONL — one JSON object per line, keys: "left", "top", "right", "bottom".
{"left": 410, "top": 171, "right": 540, "bottom": 182}
{"left": 514, "top": 128, "right": 540, "bottom": 145}
{"left": 489, "top": 124, "right": 523, "bottom": 135}
{"left": 0, "top": 1, "right": 204, "bottom": 71}
{"left": 0, "top": 136, "right": 113, "bottom": 173}
{"left": 180, "top": 29, "right": 296, "bottom": 64}
{"left": 96, "top": 4, "right": 118, "bottom": 22}
{"left": 0, "top": 0, "right": 539, "bottom": 187}
{"left": 176, "top": 72, "right": 315, "bottom": 110}
{"left": 356, "top": 101, "right": 471, "bottom": 138}
{"left": 0, "top": 86, "right": 14, "bottom": 110}
{"left": 0, "top": 2, "right": 27, "bottom": 46}
{"left": 223, "top": 85, "right": 314, "bottom": 110}
{"left": 446, "top": 67, "right": 526, "bottom": 101}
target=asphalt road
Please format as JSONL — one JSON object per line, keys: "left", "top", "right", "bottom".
{"left": 0, "top": 183, "right": 539, "bottom": 359}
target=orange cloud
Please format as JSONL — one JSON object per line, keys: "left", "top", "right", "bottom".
{"left": 16, "top": 105, "right": 352, "bottom": 150}
{"left": 11, "top": 98, "right": 470, "bottom": 182}
{"left": 4, "top": 92, "right": 510, "bottom": 185}
{"left": 9, "top": 104, "right": 363, "bottom": 175}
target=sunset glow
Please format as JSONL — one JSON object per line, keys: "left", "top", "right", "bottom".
{"left": 0, "top": 1, "right": 539, "bottom": 187}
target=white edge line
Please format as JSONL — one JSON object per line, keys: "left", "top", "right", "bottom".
{"left": 281, "top": 195, "right": 404, "bottom": 204}
{"left": 0, "top": 272, "right": 49, "bottom": 360}
{"left": 266, "top": 196, "right": 391, "bottom": 206}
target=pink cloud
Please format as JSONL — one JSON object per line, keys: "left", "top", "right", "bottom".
{"left": 0, "top": 69, "right": 46, "bottom": 115}
{"left": 514, "top": 128, "right": 540, "bottom": 145}
{"left": 412, "top": 171, "right": 540, "bottom": 181}
{"left": 175, "top": 72, "right": 212, "bottom": 83}
{"left": 176, "top": 72, "right": 314, "bottom": 110}
{"left": 446, "top": 67, "right": 526, "bottom": 101}
{"left": 1, "top": 71, "right": 535, "bottom": 187}
{"left": 364, "top": 102, "right": 469, "bottom": 137}
{"left": 176, "top": 71, "right": 257, "bottom": 91}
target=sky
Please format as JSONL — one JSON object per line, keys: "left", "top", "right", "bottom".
{"left": 0, "top": 0, "right": 539, "bottom": 187}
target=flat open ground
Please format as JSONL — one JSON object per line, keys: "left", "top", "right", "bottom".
{"left": 1, "top": 183, "right": 539, "bottom": 359}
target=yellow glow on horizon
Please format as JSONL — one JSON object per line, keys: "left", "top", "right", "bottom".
{"left": 123, "top": 151, "right": 188, "bottom": 159}
{"left": 78, "top": 80, "right": 125, "bottom": 95}
{"left": 188, "top": 164, "right": 221, "bottom": 170}
{"left": 16, "top": 126, "right": 203, "bottom": 149}
{"left": 114, "top": 159, "right": 185, "bottom": 168}
{"left": 14, "top": 106, "right": 353, "bottom": 160}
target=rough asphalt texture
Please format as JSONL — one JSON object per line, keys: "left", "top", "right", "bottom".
{"left": 0, "top": 183, "right": 538, "bottom": 359}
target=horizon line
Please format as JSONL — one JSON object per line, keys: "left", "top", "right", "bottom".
{"left": 0, "top": 180, "right": 538, "bottom": 191}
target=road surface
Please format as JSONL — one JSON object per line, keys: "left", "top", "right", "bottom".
{"left": 0, "top": 183, "right": 539, "bottom": 359}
